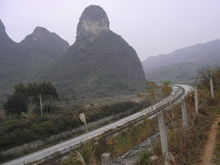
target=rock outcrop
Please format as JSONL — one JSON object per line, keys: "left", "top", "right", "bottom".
{"left": 76, "top": 5, "right": 110, "bottom": 41}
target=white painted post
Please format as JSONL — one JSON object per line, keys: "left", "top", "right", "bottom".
{"left": 39, "top": 94, "right": 43, "bottom": 117}
{"left": 194, "top": 87, "right": 199, "bottom": 114}
{"left": 101, "top": 153, "right": 112, "bottom": 165}
{"left": 181, "top": 98, "right": 188, "bottom": 129}
{"left": 157, "top": 112, "right": 169, "bottom": 165}
{"left": 210, "top": 76, "right": 215, "bottom": 99}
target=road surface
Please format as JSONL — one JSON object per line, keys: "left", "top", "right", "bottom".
{"left": 3, "top": 84, "right": 193, "bottom": 165}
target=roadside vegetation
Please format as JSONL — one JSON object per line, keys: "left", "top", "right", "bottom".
{"left": 137, "top": 68, "right": 220, "bottom": 165}
{"left": 0, "top": 80, "right": 172, "bottom": 163}
{"left": 0, "top": 84, "right": 151, "bottom": 163}
{"left": 40, "top": 119, "right": 158, "bottom": 165}
{"left": 52, "top": 69, "right": 220, "bottom": 165}
{"left": 0, "top": 100, "right": 144, "bottom": 149}
{"left": 40, "top": 81, "right": 172, "bottom": 165}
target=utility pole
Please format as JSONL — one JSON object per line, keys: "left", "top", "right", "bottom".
{"left": 39, "top": 94, "right": 43, "bottom": 117}
{"left": 209, "top": 73, "right": 215, "bottom": 99}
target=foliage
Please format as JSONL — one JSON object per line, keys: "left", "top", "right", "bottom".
{"left": 61, "top": 119, "right": 157, "bottom": 164}
{"left": 136, "top": 150, "right": 152, "bottom": 165}
{"left": 145, "top": 81, "right": 172, "bottom": 102}
{"left": 4, "top": 84, "right": 29, "bottom": 116}
{"left": 198, "top": 67, "right": 220, "bottom": 91}
{"left": 0, "top": 114, "right": 81, "bottom": 150}
{"left": 0, "top": 100, "right": 149, "bottom": 151}
{"left": 3, "top": 82, "right": 58, "bottom": 116}
{"left": 62, "top": 152, "right": 85, "bottom": 165}
{"left": 106, "top": 119, "right": 157, "bottom": 157}
{"left": 161, "top": 81, "right": 172, "bottom": 97}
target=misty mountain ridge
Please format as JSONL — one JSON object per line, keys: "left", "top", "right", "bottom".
{"left": 0, "top": 20, "right": 70, "bottom": 103}
{"left": 0, "top": 5, "right": 145, "bottom": 102}
{"left": 143, "top": 39, "right": 220, "bottom": 82}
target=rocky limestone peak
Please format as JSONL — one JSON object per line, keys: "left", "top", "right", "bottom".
{"left": 0, "top": 20, "right": 6, "bottom": 33}
{"left": 30, "top": 26, "right": 51, "bottom": 41}
{"left": 76, "top": 5, "right": 110, "bottom": 40}
{"left": 0, "top": 20, "right": 17, "bottom": 47}
{"left": 19, "top": 26, "right": 69, "bottom": 55}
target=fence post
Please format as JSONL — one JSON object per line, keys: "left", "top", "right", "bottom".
{"left": 210, "top": 76, "right": 215, "bottom": 99}
{"left": 101, "top": 153, "right": 112, "bottom": 165}
{"left": 181, "top": 98, "right": 188, "bottom": 129}
{"left": 194, "top": 87, "right": 199, "bottom": 114}
{"left": 157, "top": 112, "right": 169, "bottom": 165}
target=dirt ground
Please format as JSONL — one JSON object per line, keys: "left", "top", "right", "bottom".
{"left": 200, "top": 116, "right": 220, "bottom": 165}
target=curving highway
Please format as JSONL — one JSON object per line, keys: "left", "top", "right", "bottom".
{"left": 2, "top": 84, "right": 193, "bottom": 165}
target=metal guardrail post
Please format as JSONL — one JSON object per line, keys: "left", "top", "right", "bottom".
{"left": 157, "top": 112, "right": 169, "bottom": 165}
{"left": 181, "top": 98, "right": 188, "bottom": 129}
{"left": 194, "top": 87, "right": 199, "bottom": 114}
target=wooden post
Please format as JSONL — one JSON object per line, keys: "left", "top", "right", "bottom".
{"left": 101, "top": 153, "right": 112, "bottom": 165}
{"left": 181, "top": 98, "right": 188, "bottom": 129}
{"left": 194, "top": 87, "right": 199, "bottom": 114}
{"left": 157, "top": 112, "right": 169, "bottom": 165}
{"left": 210, "top": 76, "right": 215, "bottom": 99}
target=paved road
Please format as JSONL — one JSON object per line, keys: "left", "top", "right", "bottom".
{"left": 3, "top": 84, "right": 193, "bottom": 165}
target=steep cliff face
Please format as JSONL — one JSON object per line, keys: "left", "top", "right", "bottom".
{"left": 0, "top": 20, "right": 17, "bottom": 51}
{"left": 43, "top": 5, "right": 146, "bottom": 99}
{"left": 76, "top": 5, "right": 110, "bottom": 41}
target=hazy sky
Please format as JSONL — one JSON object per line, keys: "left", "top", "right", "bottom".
{"left": 1, "top": 0, "right": 220, "bottom": 61}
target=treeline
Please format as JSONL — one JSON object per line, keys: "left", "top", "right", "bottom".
{"left": 4, "top": 82, "right": 58, "bottom": 116}
{"left": 198, "top": 68, "right": 220, "bottom": 91}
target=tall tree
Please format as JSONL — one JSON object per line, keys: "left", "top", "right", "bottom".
{"left": 4, "top": 93, "right": 28, "bottom": 116}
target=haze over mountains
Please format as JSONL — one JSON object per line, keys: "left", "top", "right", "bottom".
{"left": 0, "top": 5, "right": 145, "bottom": 103}
{"left": 143, "top": 40, "right": 220, "bottom": 83}
{"left": 0, "top": 20, "right": 70, "bottom": 103}
{"left": 1, "top": 4, "right": 220, "bottom": 104}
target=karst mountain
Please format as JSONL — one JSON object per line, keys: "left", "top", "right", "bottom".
{"left": 41, "top": 5, "right": 146, "bottom": 99}
{"left": 0, "top": 5, "right": 146, "bottom": 102}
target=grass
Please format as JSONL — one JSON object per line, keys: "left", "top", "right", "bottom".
{"left": 0, "top": 100, "right": 150, "bottom": 164}
{"left": 40, "top": 118, "right": 158, "bottom": 165}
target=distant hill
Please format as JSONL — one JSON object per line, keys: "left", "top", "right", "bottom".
{"left": 0, "top": 20, "right": 69, "bottom": 103}
{"left": 41, "top": 5, "right": 146, "bottom": 99}
{"left": 143, "top": 40, "right": 220, "bottom": 83}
